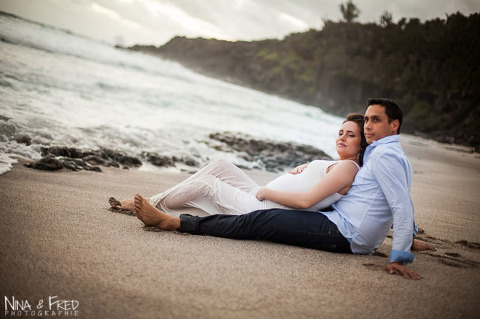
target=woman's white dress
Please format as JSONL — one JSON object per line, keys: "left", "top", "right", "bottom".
{"left": 149, "top": 158, "right": 350, "bottom": 217}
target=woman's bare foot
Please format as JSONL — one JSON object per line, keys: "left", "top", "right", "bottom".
{"left": 109, "top": 197, "right": 135, "bottom": 211}
{"left": 109, "top": 197, "right": 136, "bottom": 216}
{"left": 120, "top": 199, "right": 135, "bottom": 211}
{"left": 134, "top": 194, "right": 180, "bottom": 231}
{"left": 109, "top": 197, "right": 122, "bottom": 208}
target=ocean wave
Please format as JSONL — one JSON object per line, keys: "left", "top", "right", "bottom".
{"left": 0, "top": 11, "right": 343, "bottom": 175}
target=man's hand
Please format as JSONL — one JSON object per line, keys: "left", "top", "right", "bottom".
{"left": 411, "top": 239, "right": 436, "bottom": 251}
{"left": 386, "top": 262, "right": 422, "bottom": 280}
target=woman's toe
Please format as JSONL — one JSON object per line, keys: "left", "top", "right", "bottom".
{"left": 109, "top": 197, "right": 122, "bottom": 207}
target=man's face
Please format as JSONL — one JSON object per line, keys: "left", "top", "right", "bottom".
{"left": 364, "top": 104, "right": 399, "bottom": 144}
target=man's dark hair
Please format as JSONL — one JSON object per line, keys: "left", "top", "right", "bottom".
{"left": 366, "top": 98, "right": 403, "bottom": 134}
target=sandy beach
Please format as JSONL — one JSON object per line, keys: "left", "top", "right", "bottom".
{"left": 1, "top": 136, "right": 479, "bottom": 319}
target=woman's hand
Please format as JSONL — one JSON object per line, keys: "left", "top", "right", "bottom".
{"left": 289, "top": 163, "right": 308, "bottom": 175}
{"left": 256, "top": 187, "right": 268, "bottom": 201}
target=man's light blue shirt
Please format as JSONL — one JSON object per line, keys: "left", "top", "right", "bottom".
{"left": 322, "top": 135, "right": 415, "bottom": 264}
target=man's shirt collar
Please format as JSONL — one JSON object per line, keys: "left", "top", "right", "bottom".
{"left": 364, "top": 135, "right": 400, "bottom": 162}
{"left": 369, "top": 134, "right": 400, "bottom": 148}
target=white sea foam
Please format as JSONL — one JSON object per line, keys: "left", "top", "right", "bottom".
{"left": 0, "top": 12, "right": 344, "bottom": 175}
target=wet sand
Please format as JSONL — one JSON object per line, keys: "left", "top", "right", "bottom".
{"left": 1, "top": 136, "right": 479, "bottom": 318}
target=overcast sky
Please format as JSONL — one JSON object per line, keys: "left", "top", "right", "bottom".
{"left": 1, "top": 0, "right": 479, "bottom": 46}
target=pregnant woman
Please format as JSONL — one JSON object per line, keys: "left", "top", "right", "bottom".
{"left": 111, "top": 113, "right": 367, "bottom": 217}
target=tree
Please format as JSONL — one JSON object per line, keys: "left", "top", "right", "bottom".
{"left": 397, "top": 17, "right": 407, "bottom": 30}
{"left": 380, "top": 11, "right": 393, "bottom": 27}
{"left": 340, "top": 0, "right": 360, "bottom": 23}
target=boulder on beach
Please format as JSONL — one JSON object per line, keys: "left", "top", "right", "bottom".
{"left": 24, "top": 155, "right": 63, "bottom": 171}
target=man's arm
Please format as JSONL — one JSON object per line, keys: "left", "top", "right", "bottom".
{"left": 386, "top": 238, "right": 434, "bottom": 279}
{"left": 374, "top": 152, "right": 421, "bottom": 279}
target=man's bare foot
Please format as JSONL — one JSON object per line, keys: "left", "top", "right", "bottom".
{"left": 411, "top": 239, "right": 436, "bottom": 251}
{"left": 134, "top": 194, "right": 180, "bottom": 231}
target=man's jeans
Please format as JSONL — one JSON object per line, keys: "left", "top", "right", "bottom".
{"left": 179, "top": 209, "right": 352, "bottom": 253}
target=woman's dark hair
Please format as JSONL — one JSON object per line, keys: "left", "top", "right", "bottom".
{"left": 366, "top": 98, "right": 403, "bottom": 133}
{"left": 343, "top": 113, "right": 367, "bottom": 166}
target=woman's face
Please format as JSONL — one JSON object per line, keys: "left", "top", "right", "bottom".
{"left": 336, "top": 121, "right": 362, "bottom": 160}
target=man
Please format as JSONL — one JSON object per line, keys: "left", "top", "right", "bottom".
{"left": 134, "top": 98, "right": 432, "bottom": 280}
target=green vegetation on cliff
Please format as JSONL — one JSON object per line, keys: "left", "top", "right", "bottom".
{"left": 129, "top": 12, "right": 480, "bottom": 150}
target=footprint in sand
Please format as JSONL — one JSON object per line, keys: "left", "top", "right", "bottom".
{"left": 363, "top": 231, "right": 480, "bottom": 272}
{"left": 414, "top": 233, "right": 480, "bottom": 269}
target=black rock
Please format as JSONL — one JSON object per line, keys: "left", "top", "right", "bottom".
{"left": 15, "top": 134, "right": 32, "bottom": 146}
{"left": 36, "top": 146, "right": 144, "bottom": 170}
{"left": 144, "top": 152, "right": 175, "bottom": 167}
{"left": 207, "top": 131, "right": 331, "bottom": 172}
{"left": 85, "top": 166, "right": 102, "bottom": 172}
{"left": 25, "top": 155, "right": 63, "bottom": 171}
{"left": 41, "top": 146, "right": 85, "bottom": 158}
{"left": 83, "top": 155, "right": 106, "bottom": 166}
{"left": 62, "top": 160, "right": 81, "bottom": 171}
{"left": 182, "top": 157, "right": 199, "bottom": 167}
{"left": 104, "top": 160, "right": 120, "bottom": 168}
{"left": 117, "top": 154, "right": 142, "bottom": 167}
{"left": 61, "top": 158, "right": 87, "bottom": 171}
{"left": 100, "top": 148, "right": 117, "bottom": 160}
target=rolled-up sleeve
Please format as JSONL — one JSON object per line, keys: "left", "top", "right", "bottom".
{"left": 374, "top": 152, "right": 414, "bottom": 264}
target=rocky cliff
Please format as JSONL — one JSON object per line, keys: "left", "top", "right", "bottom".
{"left": 128, "top": 12, "right": 480, "bottom": 151}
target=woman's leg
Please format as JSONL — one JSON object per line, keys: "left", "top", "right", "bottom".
{"left": 149, "top": 159, "right": 260, "bottom": 211}
{"left": 198, "top": 158, "right": 260, "bottom": 192}
{"left": 157, "top": 173, "right": 287, "bottom": 216}
{"left": 111, "top": 159, "right": 256, "bottom": 212}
